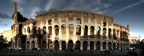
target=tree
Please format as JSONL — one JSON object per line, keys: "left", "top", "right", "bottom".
{"left": 0, "top": 35, "right": 9, "bottom": 50}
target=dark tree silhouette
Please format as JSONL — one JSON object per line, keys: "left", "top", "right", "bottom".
{"left": 0, "top": 35, "right": 9, "bottom": 50}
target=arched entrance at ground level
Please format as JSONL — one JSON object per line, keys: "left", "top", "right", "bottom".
{"left": 96, "top": 41, "right": 100, "bottom": 50}
{"left": 27, "top": 41, "right": 30, "bottom": 49}
{"left": 54, "top": 40, "right": 59, "bottom": 50}
{"left": 68, "top": 40, "right": 73, "bottom": 50}
{"left": 75, "top": 41, "right": 80, "bottom": 50}
{"left": 31, "top": 41, "right": 35, "bottom": 49}
{"left": 113, "top": 42, "right": 116, "bottom": 50}
{"left": 103, "top": 42, "right": 106, "bottom": 49}
{"left": 108, "top": 42, "right": 112, "bottom": 50}
{"left": 121, "top": 43, "right": 123, "bottom": 50}
{"left": 90, "top": 41, "right": 94, "bottom": 50}
{"left": 117, "top": 43, "right": 119, "bottom": 50}
{"left": 83, "top": 41, "right": 88, "bottom": 51}
{"left": 62, "top": 41, "right": 66, "bottom": 50}
{"left": 42, "top": 41, "right": 46, "bottom": 49}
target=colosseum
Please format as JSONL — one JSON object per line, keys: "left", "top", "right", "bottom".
{"left": 11, "top": 1, "right": 130, "bottom": 51}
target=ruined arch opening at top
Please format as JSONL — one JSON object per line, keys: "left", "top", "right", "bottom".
{"left": 19, "top": 24, "right": 23, "bottom": 34}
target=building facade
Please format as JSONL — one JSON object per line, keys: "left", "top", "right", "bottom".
{"left": 11, "top": 1, "right": 130, "bottom": 51}
{"left": 130, "top": 35, "right": 140, "bottom": 44}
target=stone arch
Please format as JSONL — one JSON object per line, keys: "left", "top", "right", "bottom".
{"left": 19, "top": 24, "right": 23, "bottom": 34}
{"left": 84, "top": 25, "right": 88, "bottom": 38}
{"left": 75, "top": 40, "right": 80, "bottom": 50}
{"left": 68, "top": 40, "right": 73, "bottom": 51}
{"left": 90, "top": 26, "right": 94, "bottom": 38}
{"left": 27, "top": 27, "right": 30, "bottom": 33}
{"left": 90, "top": 26, "right": 94, "bottom": 35}
{"left": 69, "top": 24, "right": 74, "bottom": 34}
{"left": 96, "top": 26, "right": 101, "bottom": 37}
{"left": 33, "top": 27, "right": 37, "bottom": 34}
{"left": 108, "top": 28, "right": 112, "bottom": 38}
{"left": 103, "top": 42, "right": 106, "bottom": 49}
{"left": 108, "top": 42, "right": 112, "bottom": 50}
{"left": 76, "top": 25, "right": 81, "bottom": 35}
{"left": 48, "top": 26, "right": 52, "bottom": 36}
{"left": 83, "top": 41, "right": 88, "bottom": 51}
{"left": 113, "top": 29, "right": 116, "bottom": 40}
{"left": 76, "top": 19, "right": 81, "bottom": 24}
{"left": 42, "top": 40, "right": 46, "bottom": 49}
{"left": 61, "top": 24, "right": 66, "bottom": 34}
{"left": 103, "top": 28, "right": 106, "bottom": 37}
{"left": 54, "top": 25, "right": 59, "bottom": 36}
{"left": 38, "top": 27, "right": 41, "bottom": 34}
{"left": 62, "top": 41, "right": 66, "bottom": 50}
{"left": 120, "top": 43, "right": 123, "bottom": 50}
{"left": 43, "top": 26, "right": 46, "bottom": 34}
{"left": 27, "top": 41, "right": 30, "bottom": 49}
{"left": 117, "top": 43, "right": 119, "bottom": 50}
{"left": 90, "top": 41, "right": 94, "bottom": 50}
{"left": 113, "top": 42, "right": 116, "bottom": 50}
{"left": 96, "top": 41, "right": 100, "bottom": 50}
{"left": 31, "top": 41, "right": 35, "bottom": 49}
{"left": 54, "top": 40, "right": 59, "bottom": 50}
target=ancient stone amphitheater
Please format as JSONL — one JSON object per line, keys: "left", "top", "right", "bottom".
{"left": 11, "top": 1, "right": 130, "bottom": 51}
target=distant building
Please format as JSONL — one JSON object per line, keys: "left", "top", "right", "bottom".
{"left": 130, "top": 35, "right": 140, "bottom": 44}
{"left": 1, "top": 30, "right": 12, "bottom": 41}
{"left": 11, "top": 0, "right": 130, "bottom": 51}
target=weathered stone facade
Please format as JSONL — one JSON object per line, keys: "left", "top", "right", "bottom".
{"left": 11, "top": 1, "right": 130, "bottom": 51}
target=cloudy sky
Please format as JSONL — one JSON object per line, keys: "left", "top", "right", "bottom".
{"left": 0, "top": 0, "right": 144, "bottom": 40}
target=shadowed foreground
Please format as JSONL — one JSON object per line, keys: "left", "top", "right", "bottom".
{"left": 0, "top": 50, "right": 128, "bottom": 56}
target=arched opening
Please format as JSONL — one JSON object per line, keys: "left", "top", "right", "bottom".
{"left": 117, "top": 43, "right": 119, "bottom": 50}
{"left": 103, "top": 42, "right": 106, "bottom": 49}
{"left": 27, "top": 41, "right": 30, "bottom": 49}
{"left": 43, "top": 26, "right": 46, "bottom": 34}
{"left": 38, "top": 27, "right": 41, "bottom": 34}
{"left": 69, "top": 24, "right": 74, "bottom": 34}
{"left": 55, "top": 25, "right": 59, "bottom": 36}
{"left": 62, "top": 41, "right": 66, "bottom": 51}
{"left": 48, "top": 26, "right": 52, "bottom": 38}
{"left": 121, "top": 43, "right": 123, "bottom": 50}
{"left": 19, "top": 24, "right": 23, "bottom": 34}
{"left": 68, "top": 40, "right": 73, "bottom": 51}
{"left": 76, "top": 19, "right": 81, "bottom": 24}
{"left": 83, "top": 41, "right": 88, "bottom": 51}
{"left": 96, "top": 27, "right": 101, "bottom": 37}
{"left": 90, "top": 41, "right": 94, "bottom": 50}
{"left": 54, "top": 40, "right": 59, "bottom": 51}
{"left": 33, "top": 27, "right": 37, "bottom": 34}
{"left": 90, "top": 26, "right": 94, "bottom": 38}
{"left": 61, "top": 24, "right": 66, "bottom": 34}
{"left": 103, "top": 28, "right": 106, "bottom": 39}
{"left": 96, "top": 41, "right": 100, "bottom": 50}
{"left": 31, "top": 41, "right": 35, "bottom": 49}
{"left": 76, "top": 25, "right": 81, "bottom": 35}
{"left": 27, "top": 27, "right": 30, "bottom": 33}
{"left": 42, "top": 41, "right": 46, "bottom": 49}
{"left": 108, "top": 28, "right": 112, "bottom": 39}
{"left": 108, "top": 42, "right": 112, "bottom": 50}
{"left": 113, "top": 29, "right": 116, "bottom": 40}
{"left": 75, "top": 41, "right": 80, "bottom": 50}
{"left": 84, "top": 25, "right": 88, "bottom": 38}
{"left": 48, "top": 20, "right": 52, "bottom": 25}
{"left": 113, "top": 42, "right": 116, "bottom": 50}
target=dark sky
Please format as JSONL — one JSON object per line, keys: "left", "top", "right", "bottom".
{"left": 0, "top": 0, "right": 144, "bottom": 39}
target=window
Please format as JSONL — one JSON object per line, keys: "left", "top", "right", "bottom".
{"left": 76, "top": 19, "right": 81, "bottom": 24}
{"left": 69, "top": 12, "right": 73, "bottom": 18}
{"left": 27, "top": 27, "right": 30, "bottom": 33}
{"left": 48, "top": 20, "right": 52, "bottom": 25}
